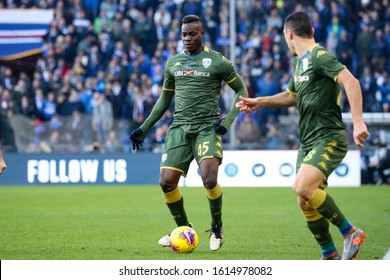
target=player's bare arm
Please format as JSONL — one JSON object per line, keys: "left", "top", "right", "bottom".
{"left": 236, "top": 91, "right": 297, "bottom": 113}
{"left": 0, "top": 150, "right": 6, "bottom": 174}
{"left": 337, "top": 68, "right": 370, "bottom": 147}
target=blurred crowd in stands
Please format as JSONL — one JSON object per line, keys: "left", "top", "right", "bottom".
{"left": 0, "top": 0, "right": 389, "bottom": 171}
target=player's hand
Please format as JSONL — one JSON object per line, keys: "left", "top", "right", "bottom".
{"left": 0, "top": 161, "right": 6, "bottom": 174}
{"left": 353, "top": 120, "right": 370, "bottom": 148}
{"left": 214, "top": 118, "right": 228, "bottom": 135}
{"left": 236, "top": 96, "right": 258, "bottom": 113}
{"left": 129, "top": 128, "right": 144, "bottom": 150}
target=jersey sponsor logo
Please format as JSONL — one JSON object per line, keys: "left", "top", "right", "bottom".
{"left": 173, "top": 70, "right": 210, "bottom": 77}
{"left": 294, "top": 75, "right": 309, "bottom": 82}
{"left": 202, "top": 58, "right": 212, "bottom": 68}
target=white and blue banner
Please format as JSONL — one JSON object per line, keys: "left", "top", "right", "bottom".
{"left": 1, "top": 151, "right": 360, "bottom": 186}
{"left": 0, "top": 9, "right": 53, "bottom": 60}
{"left": 180, "top": 150, "right": 361, "bottom": 187}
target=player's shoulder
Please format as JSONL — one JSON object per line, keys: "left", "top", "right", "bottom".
{"left": 164, "top": 52, "right": 185, "bottom": 69}
{"left": 310, "top": 44, "right": 332, "bottom": 60}
{"left": 204, "top": 47, "right": 228, "bottom": 61}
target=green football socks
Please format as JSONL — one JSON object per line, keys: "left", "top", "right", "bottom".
{"left": 164, "top": 187, "right": 189, "bottom": 226}
{"left": 307, "top": 189, "right": 345, "bottom": 225}
{"left": 205, "top": 183, "right": 223, "bottom": 228}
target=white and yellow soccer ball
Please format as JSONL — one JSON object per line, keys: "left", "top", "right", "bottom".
{"left": 169, "top": 226, "right": 199, "bottom": 253}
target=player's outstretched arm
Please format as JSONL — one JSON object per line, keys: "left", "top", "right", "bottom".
{"left": 337, "top": 68, "right": 370, "bottom": 147}
{"left": 236, "top": 91, "right": 297, "bottom": 113}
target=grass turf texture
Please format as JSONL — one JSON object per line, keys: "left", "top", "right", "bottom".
{"left": 0, "top": 185, "right": 388, "bottom": 260}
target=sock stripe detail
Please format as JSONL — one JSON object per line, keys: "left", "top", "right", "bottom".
{"left": 164, "top": 187, "right": 182, "bottom": 203}
{"left": 205, "top": 183, "right": 222, "bottom": 200}
{"left": 307, "top": 189, "right": 327, "bottom": 209}
{"left": 303, "top": 210, "right": 323, "bottom": 221}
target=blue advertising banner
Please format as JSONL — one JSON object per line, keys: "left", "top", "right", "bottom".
{"left": 0, "top": 153, "right": 161, "bottom": 185}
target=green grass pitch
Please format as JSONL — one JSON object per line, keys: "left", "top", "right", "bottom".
{"left": 0, "top": 185, "right": 388, "bottom": 260}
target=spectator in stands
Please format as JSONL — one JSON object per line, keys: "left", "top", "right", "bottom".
{"left": 18, "top": 96, "right": 37, "bottom": 119}
{"left": 91, "top": 92, "right": 113, "bottom": 146}
{"left": 110, "top": 10, "right": 124, "bottom": 42}
{"left": 201, "top": 5, "right": 218, "bottom": 45}
{"left": 39, "top": 92, "right": 57, "bottom": 121}
{"left": 378, "top": 72, "right": 390, "bottom": 112}
{"left": 154, "top": 4, "right": 172, "bottom": 42}
{"left": 65, "top": 109, "right": 91, "bottom": 151}
{"left": 255, "top": 71, "right": 279, "bottom": 134}
{"left": 355, "top": 23, "right": 373, "bottom": 68}
{"left": 359, "top": 66, "right": 378, "bottom": 112}
{"left": 368, "top": 136, "right": 390, "bottom": 185}
{"left": 235, "top": 112, "right": 260, "bottom": 146}
{"left": 265, "top": 119, "right": 281, "bottom": 150}
{"left": 335, "top": 30, "right": 353, "bottom": 71}
{"left": 105, "top": 130, "right": 121, "bottom": 153}
{"left": 370, "top": 28, "right": 388, "bottom": 72}
{"left": 326, "top": 16, "right": 345, "bottom": 41}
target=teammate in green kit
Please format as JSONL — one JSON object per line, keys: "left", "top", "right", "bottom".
{"left": 236, "top": 11, "right": 370, "bottom": 260}
{"left": 129, "top": 14, "right": 248, "bottom": 251}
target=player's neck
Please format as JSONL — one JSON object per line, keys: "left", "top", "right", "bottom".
{"left": 185, "top": 46, "right": 205, "bottom": 56}
{"left": 295, "top": 39, "right": 316, "bottom": 58}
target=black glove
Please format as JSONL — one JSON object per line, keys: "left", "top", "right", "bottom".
{"left": 214, "top": 118, "right": 228, "bottom": 135}
{"left": 129, "top": 128, "right": 144, "bottom": 150}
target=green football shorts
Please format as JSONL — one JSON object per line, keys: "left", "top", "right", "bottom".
{"left": 296, "top": 130, "right": 349, "bottom": 186}
{"left": 160, "top": 123, "right": 223, "bottom": 176}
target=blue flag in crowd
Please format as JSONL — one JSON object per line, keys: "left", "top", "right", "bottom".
{"left": 0, "top": 9, "right": 53, "bottom": 60}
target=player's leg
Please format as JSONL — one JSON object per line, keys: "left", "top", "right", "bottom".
{"left": 200, "top": 158, "right": 224, "bottom": 251}
{"left": 200, "top": 158, "right": 222, "bottom": 228}
{"left": 195, "top": 128, "right": 224, "bottom": 250}
{"left": 160, "top": 168, "right": 190, "bottom": 227}
{"left": 158, "top": 125, "right": 194, "bottom": 246}
{"left": 157, "top": 168, "right": 188, "bottom": 247}
{"left": 294, "top": 165, "right": 340, "bottom": 259}
{"left": 295, "top": 138, "right": 365, "bottom": 259}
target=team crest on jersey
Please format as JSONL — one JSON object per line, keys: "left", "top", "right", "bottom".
{"left": 162, "top": 153, "right": 167, "bottom": 163}
{"left": 302, "top": 58, "right": 309, "bottom": 72}
{"left": 202, "top": 58, "right": 212, "bottom": 68}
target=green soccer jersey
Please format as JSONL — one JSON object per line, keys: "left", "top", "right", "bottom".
{"left": 162, "top": 47, "right": 238, "bottom": 124}
{"left": 287, "top": 44, "right": 346, "bottom": 148}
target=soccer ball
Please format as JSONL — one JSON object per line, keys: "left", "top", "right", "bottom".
{"left": 169, "top": 226, "right": 199, "bottom": 253}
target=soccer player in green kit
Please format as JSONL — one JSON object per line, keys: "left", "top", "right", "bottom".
{"left": 129, "top": 15, "right": 248, "bottom": 251}
{"left": 237, "top": 11, "right": 370, "bottom": 260}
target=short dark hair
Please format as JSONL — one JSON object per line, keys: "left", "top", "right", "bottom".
{"left": 284, "top": 11, "right": 313, "bottom": 39}
{"left": 182, "top": 14, "right": 202, "bottom": 25}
